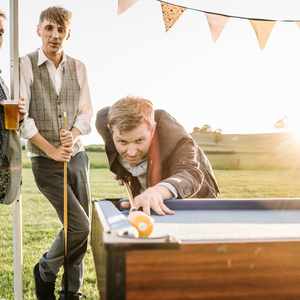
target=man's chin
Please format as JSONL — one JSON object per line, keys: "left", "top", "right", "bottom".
{"left": 128, "top": 161, "right": 139, "bottom": 167}
{"left": 47, "top": 45, "right": 61, "bottom": 54}
{"left": 126, "top": 158, "right": 141, "bottom": 166}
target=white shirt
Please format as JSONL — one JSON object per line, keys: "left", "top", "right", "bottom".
{"left": 20, "top": 49, "right": 93, "bottom": 140}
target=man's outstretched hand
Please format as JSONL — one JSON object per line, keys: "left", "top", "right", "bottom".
{"left": 133, "top": 185, "right": 175, "bottom": 216}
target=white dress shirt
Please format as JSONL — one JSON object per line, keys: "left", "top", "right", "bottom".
{"left": 20, "top": 49, "right": 93, "bottom": 142}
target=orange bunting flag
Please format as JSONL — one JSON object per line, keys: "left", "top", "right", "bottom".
{"left": 206, "top": 13, "right": 229, "bottom": 42}
{"left": 161, "top": 3, "right": 185, "bottom": 31}
{"left": 296, "top": 22, "right": 300, "bottom": 29}
{"left": 250, "top": 20, "right": 276, "bottom": 49}
{"left": 118, "top": 0, "right": 138, "bottom": 15}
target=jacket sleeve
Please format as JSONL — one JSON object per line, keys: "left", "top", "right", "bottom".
{"left": 95, "top": 107, "right": 111, "bottom": 142}
{"left": 1, "top": 131, "right": 22, "bottom": 205}
{"left": 161, "top": 138, "right": 219, "bottom": 199}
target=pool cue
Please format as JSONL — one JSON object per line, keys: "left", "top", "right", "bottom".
{"left": 124, "top": 181, "right": 154, "bottom": 238}
{"left": 124, "top": 181, "right": 136, "bottom": 211}
{"left": 63, "top": 112, "right": 69, "bottom": 299}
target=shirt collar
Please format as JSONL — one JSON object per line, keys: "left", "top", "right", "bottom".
{"left": 37, "top": 48, "right": 67, "bottom": 67}
{"left": 119, "top": 157, "right": 148, "bottom": 177}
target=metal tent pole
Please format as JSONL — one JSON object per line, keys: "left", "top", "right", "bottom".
{"left": 9, "top": 0, "right": 23, "bottom": 299}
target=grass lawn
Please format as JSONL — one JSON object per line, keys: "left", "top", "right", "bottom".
{"left": 1, "top": 167, "right": 300, "bottom": 299}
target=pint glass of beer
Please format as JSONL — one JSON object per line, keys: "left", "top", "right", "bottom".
{"left": 0, "top": 99, "right": 20, "bottom": 130}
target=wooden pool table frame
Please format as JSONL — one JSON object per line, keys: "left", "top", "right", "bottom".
{"left": 91, "top": 198, "right": 300, "bottom": 300}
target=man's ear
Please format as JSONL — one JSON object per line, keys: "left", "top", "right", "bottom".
{"left": 66, "top": 29, "right": 71, "bottom": 40}
{"left": 107, "top": 123, "right": 113, "bottom": 134}
{"left": 151, "top": 122, "right": 157, "bottom": 137}
{"left": 36, "top": 25, "right": 41, "bottom": 37}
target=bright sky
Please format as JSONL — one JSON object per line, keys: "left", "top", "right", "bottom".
{"left": 1, "top": 0, "right": 300, "bottom": 145}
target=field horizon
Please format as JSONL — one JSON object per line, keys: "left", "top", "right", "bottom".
{"left": 1, "top": 154, "right": 300, "bottom": 299}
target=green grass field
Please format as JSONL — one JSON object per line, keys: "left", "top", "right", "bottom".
{"left": 1, "top": 165, "right": 300, "bottom": 299}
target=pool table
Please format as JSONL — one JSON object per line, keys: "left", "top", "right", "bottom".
{"left": 91, "top": 198, "right": 300, "bottom": 300}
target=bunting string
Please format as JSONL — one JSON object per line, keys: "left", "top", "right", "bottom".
{"left": 117, "top": 0, "right": 300, "bottom": 49}
{"left": 156, "top": 0, "right": 300, "bottom": 22}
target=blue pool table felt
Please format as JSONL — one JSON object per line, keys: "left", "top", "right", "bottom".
{"left": 100, "top": 200, "right": 300, "bottom": 241}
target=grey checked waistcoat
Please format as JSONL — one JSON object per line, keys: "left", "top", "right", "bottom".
{"left": 27, "top": 51, "right": 82, "bottom": 157}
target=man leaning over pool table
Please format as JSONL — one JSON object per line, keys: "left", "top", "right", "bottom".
{"left": 96, "top": 96, "right": 219, "bottom": 215}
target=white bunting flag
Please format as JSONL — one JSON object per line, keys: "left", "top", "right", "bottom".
{"left": 206, "top": 13, "right": 229, "bottom": 42}
{"left": 118, "top": 0, "right": 138, "bottom": 15}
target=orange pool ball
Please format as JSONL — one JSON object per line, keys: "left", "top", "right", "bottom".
{"left": 128, "top": 211, "right": 154, "bottom": 238}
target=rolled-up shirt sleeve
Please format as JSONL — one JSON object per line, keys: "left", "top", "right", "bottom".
{"left": 19, "top": 56, "right": 39, "bottom": 139}
{"left": 73, "top": 61, "right": 93, "bottom": 135}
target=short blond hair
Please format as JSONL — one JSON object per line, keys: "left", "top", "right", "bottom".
{"left": 108, "top": 96, "right": 155, "bottom": 133}
{"left": 39, "top": 6, "right": 72, "bottom": 27}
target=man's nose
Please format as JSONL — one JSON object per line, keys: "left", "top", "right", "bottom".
{"left": 126, "top": 145, "right": 137, "bottom": 156}
{"left": 51, "top": 28, "right": 59, "bottom": 38}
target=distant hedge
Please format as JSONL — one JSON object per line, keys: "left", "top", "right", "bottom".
{"left": 85, "top": 144, "right": 105, "bottom": 152}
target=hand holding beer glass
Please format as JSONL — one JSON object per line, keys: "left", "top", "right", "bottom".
{"left": 0, "top": 98, "right": 25, "bottom": 130}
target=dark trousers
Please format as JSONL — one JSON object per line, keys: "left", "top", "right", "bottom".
{"left": 31, "top": 151, "right": 91, "bottom": 293}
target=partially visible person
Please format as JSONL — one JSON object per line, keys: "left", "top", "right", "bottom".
{"left": 96, "top": 96, "right": 219, "bottom": 215}
{"left": 0, "top": 8, "right": 24, "bottom": 205}
{"left": 20, "top": 6, "right": 92, "bottom": 300}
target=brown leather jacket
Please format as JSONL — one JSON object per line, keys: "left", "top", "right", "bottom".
{"left": 96, "top": 107, "right": 219, "bottom": 198}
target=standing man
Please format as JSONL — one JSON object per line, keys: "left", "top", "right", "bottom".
{"left": 96, "top": 97, "right": 219, "bottom": 215}
{"left": 20, "top": 7, "right": 92, "bottom": 300}
{"left": 0, "top": 8, "right": 23, "bottom": 205}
